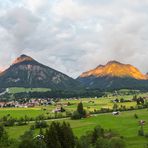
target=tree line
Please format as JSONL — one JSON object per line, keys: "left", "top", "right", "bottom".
{"left": 0, "top": 89, "right": 104, "bottom": 100}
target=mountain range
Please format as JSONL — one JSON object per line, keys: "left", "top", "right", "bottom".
{"left": 77, "top": 61, "right": 148, "bottom": 90}
{"left": 0, "top": 55, "right": 148, "bottom": 91}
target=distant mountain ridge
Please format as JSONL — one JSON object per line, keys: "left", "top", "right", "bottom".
{"left": 80, "top": 60, "right": 147, "bottom": 80}
{"left": 0, "top": 56, "right": 148, "bottom": 91}
{"left": 0, "top": 55, "right": 81, "bottom": 90}
{"left": 77, "top": 61, "right": 148, "bottom": 90}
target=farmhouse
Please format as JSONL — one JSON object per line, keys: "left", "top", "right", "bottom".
{"left": 112, "top": 111, "right": 120, "bottom": 115}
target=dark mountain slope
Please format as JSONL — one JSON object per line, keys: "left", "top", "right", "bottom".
{"left": 0, "top": 55, "right": 81, "bottom": 90}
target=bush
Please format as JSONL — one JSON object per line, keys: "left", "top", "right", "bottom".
{"left": 137, "top": 105, "right": 143, "bottom": 109}
{"left": 91, "top": 126, "right": 104, "bottom": 144}
{"left": 71, "top": 111, "right": 81, "bottom": 120}
{"left": 138, "top": 128, "right": 144, "bottom": 136}
{"left": 16, "top": 117, "right": 28, "bottom": 126}
{"left": 35, "top": 120, "right": 48, "bottom": 128}
{"left": 4, "top": 117, "right": 15, "bottom": 126}
{"left": 17, "top": 120, "right": 27, "bottom": 126}
{"left": 61, "top": 107, "right": 65, "bottom": 112}
{"left": 95, "top": 138, "right": 109, "bottom": 148}
{"left": 30, "top": 125, "right": 35, "bottom": 130}
{"left": 145, "top": 133, "right": 148, "bottom": 138}
{"left": 113, "top": 103, "right": 118, "bottom": 111}
{"left": 130, "top": 106, "right": 135, "bottom": 110}
{"left": 66, "top": 111, "right": 72, "bottom": 117}
{"left": 109, "top": 137, "right": 125, "bottom": 148}
{"left": 100, "top": 108, "right": 111, "bottom": 113}
{"left": 134, "top": 113, "right": 138, "bottom": 119}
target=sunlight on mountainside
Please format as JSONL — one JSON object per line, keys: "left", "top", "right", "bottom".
{"left": 80, "top": 61, "right": 147, "bottom": 80}
{"left": 12, "top": 54, "right": 34, "bottom": 65}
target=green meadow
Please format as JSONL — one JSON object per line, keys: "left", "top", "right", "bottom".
{"left": 5, "top": 109, "right": 148, "bottom": 148}
{"left": 8, "top": 87, "right": 50, "bottom": 94}
{"left": 0, "top": 91, "right": 147, "bottom": 147}
{"left": 0, "top": 96, "right": 138, "bottom": 119}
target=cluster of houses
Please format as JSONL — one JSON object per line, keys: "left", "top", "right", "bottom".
{"left": 0, "top": 101, "right": 35, "bottom": 108}
{"left": 0, "top": 97, "right": 75, "bottom": 110}
{"left": 0, "top": 98, "right": 56, "bottom": 108}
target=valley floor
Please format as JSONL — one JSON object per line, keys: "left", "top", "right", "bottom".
{"left": 5, "top": 109, "right": 148, "bottom": 148}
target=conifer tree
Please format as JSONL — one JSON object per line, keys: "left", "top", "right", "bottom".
{"left": 44, "top": 122, "right": 75, "bottom": 148}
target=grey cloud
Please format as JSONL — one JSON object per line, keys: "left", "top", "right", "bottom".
{"left": 0, "top": 7, "right": 40, "bottom": 55}
{"left": 0, "top": 0, "right": 148, "bottom": 78}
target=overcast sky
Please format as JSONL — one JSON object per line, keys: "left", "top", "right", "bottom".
{"left": 0, "top": 0, "right": 148, "bottom": 78}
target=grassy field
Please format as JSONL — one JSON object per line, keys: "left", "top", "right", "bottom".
{"left": 0, "top": 92, "right": 147, "bottom": 119}
{"left": 0, "top": 91, "right": 147, "bottom": 147}
{"left": 0, "top": 98, "right": 137, "bottom": 119}
{"left": 5, "top": 109, "right": 148, "bottom": 148}
{"left": 8, "top": 87, "right": 50, "bottom": 94}
{"left": 0, "top": 108, "right": 45, "bottom": 118}
{"left": 59, "top": 97, "right": 137, "bottom": 112}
